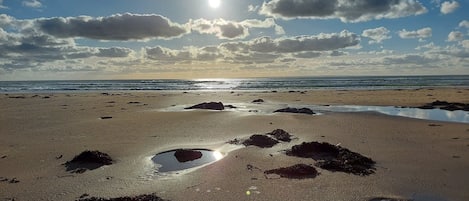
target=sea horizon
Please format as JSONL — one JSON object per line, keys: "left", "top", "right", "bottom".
{"left": 1, "top": 75, "right": 468, "bottom": 93}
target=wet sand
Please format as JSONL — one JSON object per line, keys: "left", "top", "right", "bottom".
{"left": 0, "top": 88, "right": 468, "bottom": 201}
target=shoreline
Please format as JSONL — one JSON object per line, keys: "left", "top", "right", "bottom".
{"left": 1, "top": 89, "right": 468, "bottom": 201}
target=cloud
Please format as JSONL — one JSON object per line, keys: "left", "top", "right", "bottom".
{"left": 22, "top": 0, "right": 42, "bottom": 8}
{"left": 383, "top": 54, "right": 439, "bottom": 65}
{"left": 0, "top": 0, "right": 7, "bottom": 9}
{"left": 259, "top": 0, "right": 427, "bottom": 22}
{"left": 191, "top": 19, "right": 246, "bottom": 40}
{"left": 248, "top": 5, "right": 259, "bottom": 12}
{"left": 462, "top": 40, "right": 469, "bottom": 49}
{"left": 190, "top": 18, "right": 284, "bottom": 40}
{"left": 37, "top": 13, "right": 189, "bottom": 41}
{"left": 398, "top": 27, "right": 432, "bottom": 39}
{"left": 143, "top": 30, "right": 359, "bottom": 65}
{"left": 0, "top": 15, "right": 136, "bottom": 72}
{"left": 245, "top": 30, "right": 360, "bottom": 53}
{"left": 361, "top": 27, "right": 391, "bottom": 44}
{"left": 440, "top": 1, "right": 459, "bottom": 14}
{"left": 459, "top": 20, "right": 469, "bottom": 28}
{"left": 447, "top": 31, "right": 464, "bottom": 42}
{"left": 96, "top": 47, "right": 133, "bottom": 58}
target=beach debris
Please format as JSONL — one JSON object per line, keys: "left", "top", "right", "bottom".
{"left": 127, "top": 101, "right": 141, "bottom": 104}
{"left": 286, "top": 141, "right": 376, "bottom": 176}
{"left": 174, "top": 149, "right": 203, "bottom": 162}
{"left": 184, "top": 102, "right": 225, "bottom": 110}
{"left": 264, "top": 164, "right": 318, "bottom": 179}
{"left": 242, "top": 134, "right": 279, "bottom": 148}
{"left": 246, "top": 164, "right": 262, "bottom": 171}
{"left": 9, "top": 178, "right": 19, "bottom": 183}
{"left": 252, "top": 99, "right": 264, "bottom": 103}
{"left": 224, "top": 104, "right": 237, "bottom": 109}
{"left": 417, "top": 100, "right": 469, "bottom": 111}
{"left": 1, "top": 155, "right": 6, "bottom": 159}
{"left": 274, "top": 107, "right": 315, "bottom": 115}
{"left": 0, "top": 177, "right": 19, "bottom": 184}
{"left": 8, "top": 96, "right": 25, "bottom": 99}
{"left": 79, "top": 194, "right": 90, "bottom": 199}
{"left": 229, "top": 129, "right": 294, "bottom": 147}
{"left": 267, "top": 129, "right": 293, "bottom": 142}
{"left": 56, "top": 155, "right": 63, "bottom": 159}
{"left": 65, "top": 150, "right": 113, "bottom": 173}
{"left": 100, "top": 116, "right": 113, "bottom": 120}
{"left": 368, "top": 197, "right": 412, "bottom": 201}
{"left": 76, "top": 193, "right": 169, "bottom": 201}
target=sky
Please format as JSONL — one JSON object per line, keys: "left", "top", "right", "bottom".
{"left": 0, "top": 0, "right": 468, "bottom": 80}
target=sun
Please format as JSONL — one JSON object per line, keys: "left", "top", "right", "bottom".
{"left": 208, "top": 0, "right": 221, "bottom": 8}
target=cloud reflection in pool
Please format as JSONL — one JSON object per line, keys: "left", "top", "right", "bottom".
{"left": 318, "top": 105, "right": 469, "bottom": 123}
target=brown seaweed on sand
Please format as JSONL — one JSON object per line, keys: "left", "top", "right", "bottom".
{"left": 173, "top": 149, "right": 203, "bottom": 162}
{"left": 242, "top": 134, "right": 279, "bottom": 148}
{"left": 274, "top": 107, "right": 315, "bottom": 115}
{"left": 286, "top": 141, "right": 376, "bottom": 176}
{"left": 77, "top": 193, "right": 168, "bottom": 201}
{"left": 65, "top": 150, "right": 113, "bottom": 173}
{"left": 264, "top": 164, "right": 318, "bottom": 179}
{"left": 184, "top": 102, "right": 225, "bottom": 110}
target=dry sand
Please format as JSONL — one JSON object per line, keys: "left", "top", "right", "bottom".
{"left": 0, "top": 88, "right": 468, "bottom": 201}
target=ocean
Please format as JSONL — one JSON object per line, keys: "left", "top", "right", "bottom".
{"left": 0, "top": 75, "right": 468, "bottom": 92}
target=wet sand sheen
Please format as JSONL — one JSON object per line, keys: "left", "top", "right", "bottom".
{"left": 0, "top": 89, "right": 468, "bottom": 201}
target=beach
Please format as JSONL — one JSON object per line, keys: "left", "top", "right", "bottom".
{"left": 1, "top": 88, "right": 469, "bottom": 201}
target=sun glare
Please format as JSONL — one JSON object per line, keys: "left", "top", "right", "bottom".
{"left": 208, "top": 0, "right": 221, "bottom": 8}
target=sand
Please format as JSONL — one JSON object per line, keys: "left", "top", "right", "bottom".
{"left": 0, "top": 88, "right": 468, "bottom": 201}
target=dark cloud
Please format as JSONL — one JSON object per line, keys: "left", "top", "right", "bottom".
{"left": 97, "top": 47, "right": 133, "bottom": 58}
{"left": 260, "top": 0, "right": 427, "bottom": 22}
{"left": 37, "top": 13, "right": 189, "bottom": 40}
{"left": 246, "top": 30, "right": 360, "bottom": 53}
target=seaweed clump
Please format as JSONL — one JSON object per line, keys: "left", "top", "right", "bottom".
{"left": 286, "top": 142, "right": 375, "bottom": 176}
{"left": 65, "top": 150, "right": 113, "bottom": 173}
{"left": 264, "top": 164, "right": 318, "bottom": 179}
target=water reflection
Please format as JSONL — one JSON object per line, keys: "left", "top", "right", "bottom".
{"left": 151, "top": 149, "right": 223, "bottom": 172}
{"left": 318, "top": 105, "right": 469, "bottom": 123}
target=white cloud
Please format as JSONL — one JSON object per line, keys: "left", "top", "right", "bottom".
{"left": 447, "top": 31, "right": 464, "bottom": 41}
{"left": 361, "top": 27, "right": 391, "bottom": 44}
{"left": 398, "top": 27, "right": 432, "bottom": 39}
{"left": 22, "top": 0, "right": 42, "bottom": 8}
{"left": 37, "top": 13, "right": 189, "bottom": 41}
{"left": 0, "top": 0, "right": 7, "bottom": 9}
{"left": 259, "top": 0, "right": 427, "bottom": 23}
{"left": 440, "top": 1, "right": 459, "bottom": 14}
{"left": 143, "top": 30, "right": 359, "bottom": 65}
{"left": 459, "top": 20, "right": 469, "bottom": 28}
{"left": 248, "top": 5, "right": 259, "bottom": 12}
{"left": 190, "top": 18, "right": 284, "bottom": 40}
{"left": 461, "top": 40, "right": 469, "bottom": 49}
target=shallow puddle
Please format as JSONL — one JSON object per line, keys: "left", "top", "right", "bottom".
{"left": 151, "top": 149, "right": 223, "bottom": 172}
{"left": 316, "top": 105, "right": 469, "bottom": 123}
